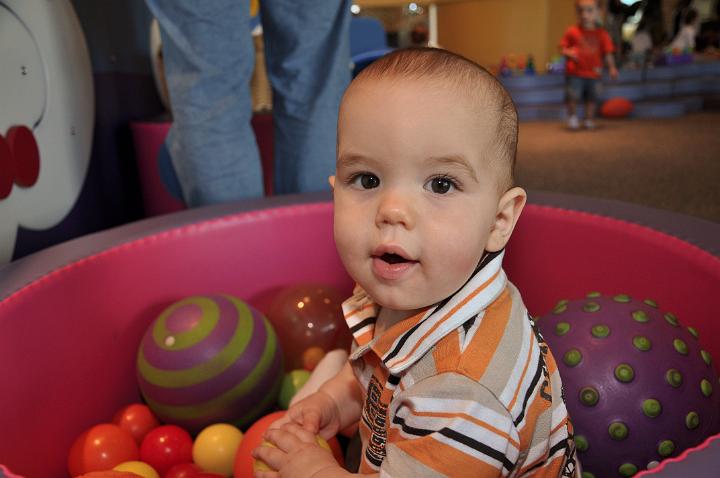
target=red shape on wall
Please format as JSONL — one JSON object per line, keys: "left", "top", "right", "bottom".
{"left": 7, "top": 126, "right": 40, "bottom": 187}
{"left": 0, "top": 135, "right": 14, "bottom": 199}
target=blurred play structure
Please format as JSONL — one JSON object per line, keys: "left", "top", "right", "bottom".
{"left": 350, "top": 16, "right": 393, "bottom": 76}
{"left": 1, "top": 0, "right": 168, "bottom": 264}
{"left": 500, "top": 61, "right": 720, "bottom": 121}
{"left": 0, "top": 0, "right": 94, "bottom": 264}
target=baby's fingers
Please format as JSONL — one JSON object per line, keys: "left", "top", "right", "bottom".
{"left": 254, "top": 470, "right": 279, "bottom": 478}
{"left": 299, "top": 408, "right": 321, "bottom": 434}
{"left": 253, "top": 442, "right": 285, "bottom": 473}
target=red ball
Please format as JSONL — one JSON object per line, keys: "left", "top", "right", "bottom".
{"left": 140, "top": 425, "right": 193, "bottom": 476}
{"left": 163, "top": 462, "right": 201, "bottom": 478}
{"left": 67, "top": 424, "right": 139, "bottom": 477}
{"left": 112, "top": 403, "right": 161, "bottom": 445}
{"left": 601, "top": 97, "right": 634, "bottom": 118}
{"left": 260, "top": 284, "right": 352, "bottom": 370}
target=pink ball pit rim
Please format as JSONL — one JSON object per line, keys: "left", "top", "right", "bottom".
{"left": 0, "top": 195, "right": 718, "bottom": 478}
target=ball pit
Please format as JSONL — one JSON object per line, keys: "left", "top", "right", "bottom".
{"left": 0, "top": 192, "right": 718, "bottom": 477}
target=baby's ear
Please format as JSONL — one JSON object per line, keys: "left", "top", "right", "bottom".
{"left": 328, "top": 175, "right": 336, "bottom": 190}
{"left": 486, "top": 187, "right": 527, "bottom": 252}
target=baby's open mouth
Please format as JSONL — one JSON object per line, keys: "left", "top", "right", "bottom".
{"left": 380, "top": 252, "right": 409, "bottom": 264}
{"left": 372, "top": 247, "right": 418, "bottom": 279}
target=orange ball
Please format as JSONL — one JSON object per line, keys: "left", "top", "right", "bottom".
{"left": 76, "top": 472, "right": 139, "bottom": 478}
{"left": 253, "top": 437, "right": 332, "bottom": 472}
{"left": 67, "top": 424, "right": 139, "bottom": 477}
{"left": 302, "top": 347, "right": 326, "bottom": 371}
{"left": 234, "top": 411, "right": 345, "bottom": 476}
{"left": 233, "top": 411, "right": 286, "bottom": 478}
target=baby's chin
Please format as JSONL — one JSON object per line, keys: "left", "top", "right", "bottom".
{"left": 369, "top": 289, "right": 440, "bottom": 315}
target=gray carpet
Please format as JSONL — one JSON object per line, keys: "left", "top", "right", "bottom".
{"left": 516, "top": 112, "right": 720, "bottom": 223}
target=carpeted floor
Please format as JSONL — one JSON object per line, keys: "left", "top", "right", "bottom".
{"left": 515, "top": 112, "right": 720, "bottom": 223}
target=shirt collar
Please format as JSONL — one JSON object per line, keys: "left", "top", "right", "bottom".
{"left": 342, "top": 250, "right": 508, "bottom": 374}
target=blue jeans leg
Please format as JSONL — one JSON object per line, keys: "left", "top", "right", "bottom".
{"left": 145, "top": 0, "right": 264, "bottom": 206}
{"left": 261, "top": 1, "right": 352, "bottom": 194}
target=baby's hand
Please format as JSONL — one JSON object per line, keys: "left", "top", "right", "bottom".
{"left": 279, "top": 391, "right": 343, "bottom": 439}
{"left": 253, "top": 423, "right": 342, "bottom": 478}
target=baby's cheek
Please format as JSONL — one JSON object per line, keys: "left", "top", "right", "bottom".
{"left": 434, "top": 247, "right": 484, "bottom": 294}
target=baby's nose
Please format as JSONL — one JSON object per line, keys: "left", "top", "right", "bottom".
{"left": 375, "top": 190, "right": 415, "bottom": 229}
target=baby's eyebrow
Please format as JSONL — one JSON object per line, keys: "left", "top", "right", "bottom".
{"left": 337, "top": 153, "right": 376, "bottom": 168}
{"left": 426, "top": 155, "right": 478, "bottom": 182}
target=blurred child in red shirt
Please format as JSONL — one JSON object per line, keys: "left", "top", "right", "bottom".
{"left": 560, "top": 0, "right": 618, "bottom": 130}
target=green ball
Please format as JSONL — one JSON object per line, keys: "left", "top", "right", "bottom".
{"left": 278, "top": 369, "right": 312, "bottom": 409}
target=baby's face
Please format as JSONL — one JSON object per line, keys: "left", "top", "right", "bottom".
{"left": 333, "top": 77, "right": 504, "bottom": 313}
{"left": 576, "top": 0, "right": 599, "bottom": 29}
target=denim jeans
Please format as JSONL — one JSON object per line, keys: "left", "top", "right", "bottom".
{"left": 145, "top": 0, "right": 351, "bottom": 205}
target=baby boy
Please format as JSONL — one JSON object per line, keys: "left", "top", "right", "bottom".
{"left": 253, "top": 47, "right": 579, "bottom": 478}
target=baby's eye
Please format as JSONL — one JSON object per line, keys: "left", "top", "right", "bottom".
{"left": 425, "top": 176, "right": 458, "bottom": 194}
{"left": 350, "top": 173, "right": 380, "bottom": 189}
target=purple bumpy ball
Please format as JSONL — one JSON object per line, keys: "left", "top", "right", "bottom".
{"left": 537, "top": 293, "right": 720, "bottom": 478}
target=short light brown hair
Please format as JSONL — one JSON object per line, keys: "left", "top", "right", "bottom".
{"left": 347, "top": 47, "right": 518, "bottom": 190}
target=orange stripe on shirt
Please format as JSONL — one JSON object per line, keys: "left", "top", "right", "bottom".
{"left": 345, "top": 302, "right": 375, "bottom": 319}
{"left": 517, "top": 384, "right": 553, "bottom": 450}
{"left": 432, "top": 329, "right": 461, "bottom": 371}
{"left": 402, "top": 408, "right": 521, "bottom": 450}
{"left": 550, "top": 416, "right": 570, "bottom": 436}
{"left": 457, "top": 288, "right": 513, "bottom": 380}
{"left": 519, "top": 452, "right": 567, "bottom": 477}
{"left": 355, "top": 329, "right": 374, "bottom": 347}
{"left": 373, "top": 310, "right": 428, "bottom": 355}
{"left": 390, "top": 268, "right": 502, "bottom": 369}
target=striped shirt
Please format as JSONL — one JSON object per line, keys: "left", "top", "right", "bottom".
{"left": 343, "top": 251, "right": 579, "bottom": 477}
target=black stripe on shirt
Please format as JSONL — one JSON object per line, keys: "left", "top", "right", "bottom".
{"left": 392, "top": 415, "right": 515, "bottom": 472}
{"left": 514, "top": 354, "right": 544, "bottom": 427}
{"left": 521, "top": 438, "right": 571, "bottom": 474}
{"left": 462, "top": 314, "right": 478, "bottom": 334}
{"left": 350, "top": 316, "right": 377, "bottom": 334}
{"left": 382, "top": 318, "right": 424, "bottom": 364}
{"left": 548, "top": 437, "right": 571, "bottom": 458}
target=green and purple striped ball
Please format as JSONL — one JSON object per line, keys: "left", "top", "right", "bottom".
{"left": 137, "top": 295, "right": 283, "bottom": 433}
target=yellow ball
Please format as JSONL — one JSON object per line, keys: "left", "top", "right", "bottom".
{"left": 113, "top": 461, "right": 159, "bottom": 478}
{"left": 253, "top": 436, "right": 331, "bottom": 472}
{"left": 192, "top": 423, "right": 244, "bottom": 477}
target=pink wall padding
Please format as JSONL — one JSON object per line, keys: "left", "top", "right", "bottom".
{"left": 0, "top": 202, "right": 718, "bottom": 477}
